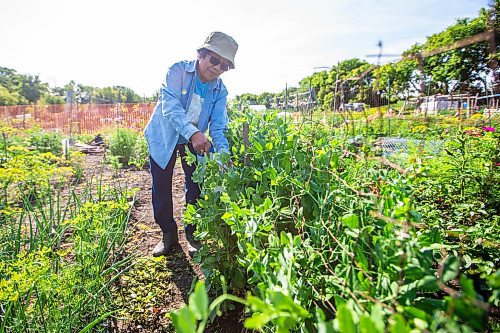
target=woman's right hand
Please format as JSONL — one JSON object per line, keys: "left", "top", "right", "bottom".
{"left": 190, "top": 131, "right": 212, "bottom": 155}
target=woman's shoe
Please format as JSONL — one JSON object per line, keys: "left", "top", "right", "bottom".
{"left": 152, "top": 232, "right": 179, "bottom": 257}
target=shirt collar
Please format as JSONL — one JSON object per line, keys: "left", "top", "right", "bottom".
{"left": 186, "top": 60, "right": 196, "bottom": 73}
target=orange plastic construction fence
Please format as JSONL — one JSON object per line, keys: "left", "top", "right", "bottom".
{"left": 0, "top": 103, "right": 156, "bottom": 134}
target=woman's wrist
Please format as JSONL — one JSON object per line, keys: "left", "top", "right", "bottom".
{"left": 189, "top": 131, "right": 200, "bottom": 143}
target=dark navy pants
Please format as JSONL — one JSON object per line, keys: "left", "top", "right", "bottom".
{"left": 150, "top": 144, "right": 200, "bottom": 236}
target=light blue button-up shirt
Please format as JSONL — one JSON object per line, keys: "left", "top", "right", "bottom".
{"left": 144, "top": 60, "right": 229, "bottom": 169}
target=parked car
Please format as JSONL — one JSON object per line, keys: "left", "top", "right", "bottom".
{"left": 339, "top": 103, "right": 365, "bottom": 112}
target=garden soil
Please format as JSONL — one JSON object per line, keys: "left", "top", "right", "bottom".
{"left": 83, "top": 152, "right": 246, "bottom": 333}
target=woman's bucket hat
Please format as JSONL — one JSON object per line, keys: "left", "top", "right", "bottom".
{"left": 197, "top": 31, "right": 238, "bottom": 69}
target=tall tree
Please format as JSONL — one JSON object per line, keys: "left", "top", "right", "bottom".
{"left": 19, "top": 74, "right": 48, "bottom": 104}
{"left": 414, "top": 9, "right": 491, "bottom": 94}
{"left": 0, "top": 67, "right": 26, "bottom": 105}
{"left": 373, "top": 59, "right": 418, "bottom": 100}
{"left": 0, "top": 86, "right": 22, "bottom": 105}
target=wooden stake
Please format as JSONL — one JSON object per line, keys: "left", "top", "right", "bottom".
{"left": 243, "top": 121, "right": 249, "bottom": 166}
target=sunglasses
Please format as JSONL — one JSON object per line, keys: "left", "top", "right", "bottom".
{"left": 207, "top": 53, "right": 230, "bottom": 71}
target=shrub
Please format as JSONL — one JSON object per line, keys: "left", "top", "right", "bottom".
{"left": 129, "top": 134, "right": 149, "bottom": 170}
{"left": 26, "top": 127, "right": 63, "bottom": 155}
{"left": 108, "top": 128, "right": 138, "bottom": 166}
{"left": 67, "top": 151, "right": 86, "bottom": 181}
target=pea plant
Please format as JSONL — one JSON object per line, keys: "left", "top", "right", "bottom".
{"left": 175, "top": 110, "right": 498, "bottom": 332}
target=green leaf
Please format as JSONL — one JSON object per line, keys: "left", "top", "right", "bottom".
{"left": 370, "top": 304, "right": 385, "bottom": 333}
{"left": 172, "top": 307, "right": 197, "bottom": 333}
{"left": 413, "top": 318, "right": 428, "bottom": 330}
{"left": 355, "top": 248, "right": 369, "bottom": 271}
{"left": 449, "top": 291, "right": 487, "bottom": 331}
{"left": 78, "top": 310, "right": 118, "bottom": 333}
{"left": 270, "top": 290, "right": 309, "bottom": 318}
{"left": 334, "top": 295, "right": 346, "bottom": 309}
{"left": 403, "top": 306, "right": 428, "bottom": 320}
{"left": 442, "top": 255, "right": 460, "bottom": 282}
{"left": 244, "top": 312, "right": 273, "bottom": 329}
{"left": 280, "top": 231, "right": 291, "bottom": 245}
{"left": 246, "top": 295, "right": 268, "bottom": 312}
{"left": 389, "top": 314, "right": 408, "bottom": 333}
{"left": 221, "top": 212, "right": 232, "bottom": 220}
{"left": 317, "top": 320, "right": 335, "bottom": 333}
{"left": 188, "top": 281, "right": 209, "bottom": 321}
{"left": 293, "top": 235, "right": 302, "bottom": 247}
{"left": 263, "top": 196, "right": 273, "bottom": 210}
{"left": 337, "top": 305, "right": 356, "bottom": 333}
{"left": 220, "top": 192, "right": 231, "bottom": 204}
{"left": 315, "top": 308, "right": 335, "bottom": 332}
{"left": 341, "top": 213, "right": 359, "bottom": 229}
{"left": 416, "top": 275, "right": 439, "bottom": 292}
{"left": 359, "top": 314, "right": 380, "bottom": 333}
{"left": 283, "top": 156, "right": 291, "bottom": 173}
{"left": 460, "top": 276, "right": 476, "bottom": 298}
{"left": 413, "top": 297, "right": 445, "bottom": 313}
{"left": 254, "top": 141, "right": 263, "bottom": 153}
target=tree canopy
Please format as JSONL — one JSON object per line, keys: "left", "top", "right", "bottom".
{"left": 235, "top": 4, "right": 497, "bottom": 110}
{"left": 0, "top": 67, "right": 146, "bottom": 106}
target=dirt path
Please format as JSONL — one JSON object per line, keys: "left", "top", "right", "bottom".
{"left": 128, "top": 162, "right": 208, "bottom": 332}
{"left": 84, "top": 153, "right": 202, "bottom": 331}
{"left": 84, "top": 152, "right": 245, "bottom": 332}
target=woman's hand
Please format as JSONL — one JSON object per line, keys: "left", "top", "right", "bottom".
{"left": 190, "top": 131, "right": 212, "bottom": 155}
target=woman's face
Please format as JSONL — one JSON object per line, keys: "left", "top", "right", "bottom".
{"left": 197, "top": 51, "right": 231, "bottom": 83}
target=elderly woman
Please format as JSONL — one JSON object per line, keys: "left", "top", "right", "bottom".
{"left": 144, "top": 32, "right": 238, "bottom": 257}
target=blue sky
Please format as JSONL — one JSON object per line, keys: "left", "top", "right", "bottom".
{"left": 0, "top": 0, "right": 490, "bottom": 98}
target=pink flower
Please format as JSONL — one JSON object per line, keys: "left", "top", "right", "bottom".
{"left": 483, "top": 126, "right": 495, "bottom": 132}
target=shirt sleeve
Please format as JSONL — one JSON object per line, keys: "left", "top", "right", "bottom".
{"left": 209, "top": 90, "right": 229, "bottom": 153}
{"left": 160, "top": 63, "right": 199, "bottom": 141}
